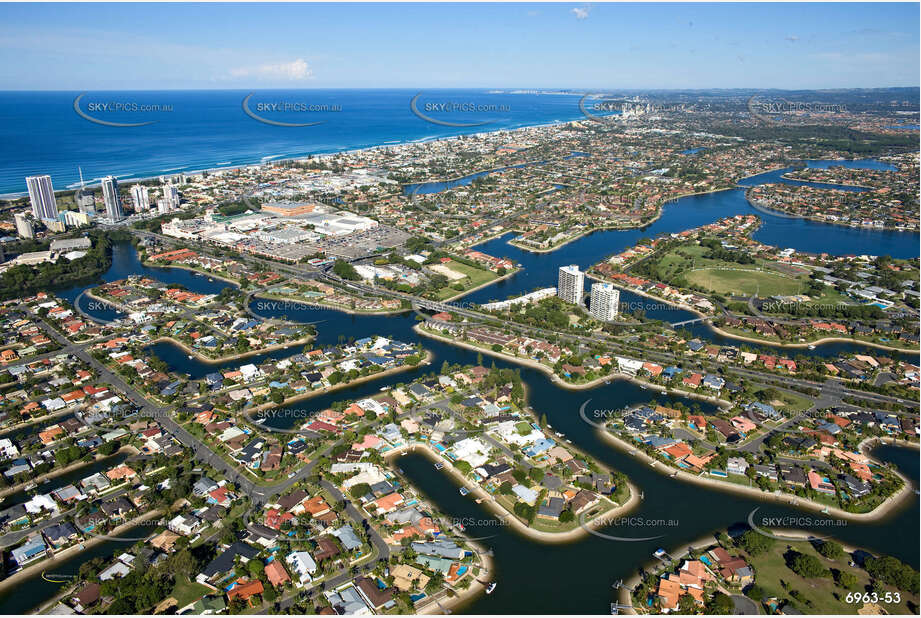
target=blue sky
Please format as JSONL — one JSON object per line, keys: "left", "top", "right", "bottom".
{"left": 0, "top": 2, "right": 917, "bottom": 90}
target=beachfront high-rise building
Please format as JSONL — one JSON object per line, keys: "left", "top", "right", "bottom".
{"left": 557, "top": 265, "right": 584, "bottom": 305}
{"left": 25, "top": 175, "right": 59, "bottom": 221}
{"left": 161, "top": 184, "right": 180, "bottom": 211}
{"left": 13, "top": 212, "right": 34, "bottom": 239}
{"left": 590, "top": 282, "right": 620, "bottom": 321}
{"left": 101, "top": 176, "right": 124, "bottom": 221}
{"left": 131, "top": 184, "right": 150, "bottom": 212}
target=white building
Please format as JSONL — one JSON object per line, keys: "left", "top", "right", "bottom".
{"left": 26, "top": 175, "right": 59, "bottom": 221}
{"left": 557, "top": 265, "right": 584, "bottom": 305}
{"left": 13, "top": 212, "right": 34, "bottom": 238}
{"left": 161, "top": 184, "right": 180, "bottom": 210}
{"left": 61, "top": 210, "right": 91, "bottom": 228}
{"left": 590, "top": 282, "right": 620, "bottom": 321}
{"left": 101, "top": 176, "right": 124, "bottom": 221}
{"left": 130, "top": 184, "right": 150, "bottom": 212}
{"left": 286, "top": 551, "right": 318, "bottom": 585}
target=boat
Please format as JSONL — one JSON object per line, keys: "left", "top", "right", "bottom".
{"left": 485, "top": 582, "right": 497, "bottom": 594}
{"left": 456, "top": 523, "right": 466, "bottom": 532}
{"left": 459, "top": 487, "right": 469, "bottom": 496}
{"left": 187, "top": 355, "right": 194, "bottom": 360}
{"left": 653, "top": 548, "right": 667, "bottom": 558}
{"left": 807, "top": 344, "right": 816, "bottom": 350}
{"left": 434, "top": 462, "right": 444, "bottom": 470}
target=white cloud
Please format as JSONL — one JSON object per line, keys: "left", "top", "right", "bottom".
{"left": 229, "top": 58, "right": 313, "bottom": 81}
{"left": 571, "top": 5, "right": 591, "bottom": 20}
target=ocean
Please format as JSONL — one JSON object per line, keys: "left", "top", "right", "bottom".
{"left": 0, "top": 89, "right": 605, "bottom": 196}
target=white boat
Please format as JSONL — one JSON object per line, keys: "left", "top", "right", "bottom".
{"left": 807, "top": 344, "right": 816, "bottom": 350}
{"left": 434, "top": 462, "right": 444, "bottom": 470}
{"left": 459, "top": 487, "right": 469, "bottom": 496}
{"left": 485, "top": 582, "right": 497, "bottom": 594}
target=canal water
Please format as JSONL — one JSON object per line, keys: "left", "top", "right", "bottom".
{"left": 3, "top": 158, "right": 917, "bottom": 614}
{"left": 2, "top": 451, "right": 130, "bottom": 509}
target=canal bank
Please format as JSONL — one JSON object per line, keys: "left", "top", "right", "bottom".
{"left": 6, "top": 155, "right": 916, "bottom": 614}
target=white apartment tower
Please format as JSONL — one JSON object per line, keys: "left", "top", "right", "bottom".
{"left": 557, "top": 265, "right": 584, "bottom": 305}
{"left": 25, "top": 175, "right": 59, "bottom": 221}
{"left": 590, "top": 282, "right": 620, "bottom": 321}
{"left": 13, "top": 212, "right": 34, "bottom": 239}
{"left": 161, "top": 184, "right": 180, "bottom": 210}
{"left": 101, "top": 176, "right": 124, "bottom": 221}
{"left": 131, "top": 184, "right": 150, "bottom": 212}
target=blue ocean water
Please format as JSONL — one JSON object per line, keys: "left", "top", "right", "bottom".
{"left": 0, "top": 89, "right": 604, "bottom": 195}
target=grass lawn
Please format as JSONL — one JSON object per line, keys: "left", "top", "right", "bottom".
{"left": 170, "top": 578, "right": 211, "bottom": 608}
{"left": 433, "top": 261, "right": 499, "bottom": 298}
{"left": 685, "top": 268, "right": 804, "bottom": 296}
{"left": 742, "top": 539, "right": 918, "bottom": 614}
{"left": 770, "top": 392, "right": 815, "bottom": 413}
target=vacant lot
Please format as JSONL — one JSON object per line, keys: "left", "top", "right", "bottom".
{"left": 431, "top": 260, "right": 498, "bottom": 299}
{"left": 685, "top": 268, "right": 804, "bottom": 296}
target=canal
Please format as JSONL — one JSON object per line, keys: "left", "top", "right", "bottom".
{"left": 3, "top": 158, "right": 916, "bottom": 614}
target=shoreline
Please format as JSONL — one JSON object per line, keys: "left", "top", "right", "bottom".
{"left": 0, "top": 446, "right": 135, "bottom": 499}
{"left": 413, "top": 324, "right": 732, "bottom": 407}
{"left": 502, "top": 186, "right": 736, "bottom": 255}
{"left": 585, "top": 270, "right": 919, "bottom": 355}
{"left": 0, "top": 508, "right": 162, "bottom": 598}
{"left": 147, "top": 334, "right": 315, "bottom": 365}
{"left": 241, "top": 349, "right": 433, "bottom": 417}
{"left": 139, "top": 257, "right": 244, "bottom": 288}
{"left": 252, "top": 292, "right": 410, "bottom": 317}
{"left": 2, "top": 112, "right": 593, "bottom": 200}
{"left": 440, "top": 267, "right": 521, "bottom": 303}
{"left": 596, "top": 428, "right": 915, "bottom": 523}
{"left": 745, "top": 190, "right": 916, "bottom": 234}
{"left": 416, "top": 526, "right": 495, "bottom": 615}
{"left": 385, "top": 441, "right": 639, "bottom": 544}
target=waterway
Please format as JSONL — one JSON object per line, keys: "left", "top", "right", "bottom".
{"left": 0, "top": 520, "right": 160, "bottom": 615}
{"left": 4, "top": 158, "right": 917, "bottom": 614}
{"left": 2, "top": 451, "right": 131, "bottom": 509}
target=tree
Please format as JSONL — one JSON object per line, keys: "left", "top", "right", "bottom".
{"left": 248, "top": 560, "right": 265, "bottom": 579}
{"left": 738, "top": 530, "right": 774, "bottom": 556}
{"left": 865, "top": 555, "right": 920, "bottom": 593}
{"left": 835, "top": 571, "right": 859, "bottom": 590}
{"left": 350, "top": 483, "right": 371, "bottom": 499}
{"left": 788, "top": 552, "right": 831, "bottom": 579}
{"left": 817, "top": 540, "right": 844, "bottom": 561}
{"left": 706, "top": 592, "right": 733, "bottom": 614}
{"left": 332, "top": 259, "right": 359, "bottom": 280}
